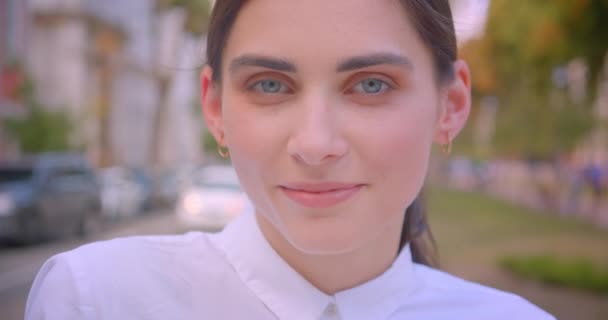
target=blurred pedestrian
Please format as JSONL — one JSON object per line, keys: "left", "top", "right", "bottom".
{"left": 25, "top": 1, "right": 554, "bottom": 319}
{"left": 561, "top": 152, "right": 584, "bottom": 214}
{"left": 583, "top": 160, "right": 606, "bottom": 217}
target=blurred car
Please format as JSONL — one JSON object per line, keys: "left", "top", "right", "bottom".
{"left": 175, "top": 165, "right": 248, "bottom": 231}
{"left": 98, "top": 167, "right": 146, "bottom": 220}
{"left": 0, "top": 154, "right": 101, "bottom": 244}
{"left": 153, "top": 166, "right": 196, "bottom": 208}
{"left": 129, "top": 167, "right": 155, "bottom": 212}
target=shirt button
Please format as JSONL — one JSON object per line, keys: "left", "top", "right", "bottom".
{"left": 324, "top": 303, "right": 338, "bottom": 317}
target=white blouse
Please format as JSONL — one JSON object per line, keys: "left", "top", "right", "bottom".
{"left": 26, "top": 208, "right": 555, "bottom": 320}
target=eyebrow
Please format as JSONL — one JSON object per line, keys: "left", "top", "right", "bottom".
{"left": 228, "top": 52, "right": 413, "bottom": 75}
{"left": 229, "top": 55, "right": 297, "bottom": 73}
{"left": 336, "top": 53, "right": 414, "bottom": 72}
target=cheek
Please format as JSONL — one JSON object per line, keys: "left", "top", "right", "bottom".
{"left": 221, "top": 93, "right": 285, "bottom": 199}
{"left": 359, "top": 100, "right": 437, "bottom": 199}
{"left": 222, "top": 93, "right": 279, "bottom": 159}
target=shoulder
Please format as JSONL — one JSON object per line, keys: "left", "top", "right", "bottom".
{"left": 53, "top": 232, "right": 220, "bottom": 279}
{"left": 26, "top": 232, "right": 229, "bottom": 319}
{"left": 72, "top": 232, "right": 231, "bottom": 278}
{"left": 411, "top": 264, "right": 555, "bottom": 319}
{"left": 26, "top": 247, "right": 93, "bottom": 319}
{"left": 68, "top": 232, "right": 214, "bottom": 264}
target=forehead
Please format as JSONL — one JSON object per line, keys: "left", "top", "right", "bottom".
{"left": 223, "top": 0, "right": 427, "bottom": 68}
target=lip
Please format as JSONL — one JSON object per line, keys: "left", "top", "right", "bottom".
{"left": 279, "top": 182, "right": 365, "bottom": 208}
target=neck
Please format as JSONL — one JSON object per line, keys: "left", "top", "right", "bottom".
{"left": 256, "top": 214, "right": 403, "bottom": 295}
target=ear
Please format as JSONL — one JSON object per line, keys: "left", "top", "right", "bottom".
{"left": 200, "top": 66, "right": 225, "bottom": 146}
{"left": 434, "top": 60, "right": 472, "bottom": 145}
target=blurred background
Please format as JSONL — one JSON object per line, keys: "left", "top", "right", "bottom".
{"left": 0, "top": 0, "right": 607, "bottom": 319}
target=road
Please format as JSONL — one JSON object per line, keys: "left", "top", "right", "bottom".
{"left": 0, "top": 210, "right": 182, "bottom": 320}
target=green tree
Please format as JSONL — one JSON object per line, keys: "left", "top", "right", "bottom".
{"left": 2, "top": 68, "right": 76, "bottom": 154}
{"left": 4, "top": 101, "right": 75, "bottom": 153}
{"left": 460, "top": 0, "right": 607, "bottom": 159}
{"left": 484, "top": 0, "right": 608, "bottom": 93}
{"left": 157, "top": 0, "right": 212, "bottom": 35}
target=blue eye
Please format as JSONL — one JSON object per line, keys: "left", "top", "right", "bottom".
{"left": 251, "top": 79, "right": 288, "bottom": 94}
{"left": 353, "top": 78, "right": 390, "bottom": 94}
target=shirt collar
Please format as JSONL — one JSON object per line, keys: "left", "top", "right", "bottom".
{"left": 210, "top": 207, "right": 331, "bottom": 319}
{"left": 334, "top": 240, "right": 421, "bottom": 319}
{"left": 210, "top": 207, "right": 421, "bottom": 320}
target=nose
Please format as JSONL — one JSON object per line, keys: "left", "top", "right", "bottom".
{"left": 286, "top": 96, "right": 348, "bottom": 166}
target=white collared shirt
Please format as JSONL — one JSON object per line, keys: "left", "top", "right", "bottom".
{"left": 26, "top": 209, "right": 555, "bottom": 319}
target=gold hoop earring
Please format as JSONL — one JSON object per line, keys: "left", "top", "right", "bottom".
{"left": 441, "top": 133, "right": 452, "bottom": 156}
{"left": 217, "top": 144, "right": 230, "bottom": 158}
{"left": 441, "top": 141, "right": 452, "bottom": 155}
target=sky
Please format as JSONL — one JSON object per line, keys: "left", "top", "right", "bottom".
{"left": 452, "top": 0, "right": 490, "bottom": 43}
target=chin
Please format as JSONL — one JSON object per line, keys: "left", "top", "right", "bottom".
{"left": 280, "top": 214, "right": 369, "bottom": 255}
{"left": 256, "top": 194, "right": 386, "bottom": 256}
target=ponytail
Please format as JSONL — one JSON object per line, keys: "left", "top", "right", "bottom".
{"left": 399, "top": 192, "right": 439, "bottom": 268}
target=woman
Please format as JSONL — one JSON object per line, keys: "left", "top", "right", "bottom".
{"left": 26, "top": 0, "right": 555, "bottom": 319}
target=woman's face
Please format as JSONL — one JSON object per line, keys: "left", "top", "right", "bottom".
{"left": 203, "top": 0, "right": 470, "bottom": 254}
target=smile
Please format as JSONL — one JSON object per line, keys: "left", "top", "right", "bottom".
{"left": 279, "top": 183, "right": 365, "bottom": 208}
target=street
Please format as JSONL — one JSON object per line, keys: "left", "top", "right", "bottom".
{"left": 0, "top": 210, "right": 183, "bottom": 320}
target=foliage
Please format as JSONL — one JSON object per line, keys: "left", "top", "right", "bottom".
{"left": 491, "top": 87, "right": 594, "bottom": 159}
{"left": 2, "top": 67, "right": 76, "bottom": 153}
{"left": 500, "top": 255, "right": 608, "bottom": 293}
{"left": 427, "top": 187, "right": 608, "bottom": 318}
{"left": 460, "top": 0, "right": 608, "bottom": 159}
{"left": 3, "top": 101, "right": 75, "bottom": 153}
{"left": 157, "top": 0, "right": 212, "bottom": 35}
{"left": 482, "top": 0, "right": 608, "bottom": 91}
{"left": 427, "top": 187, "right": 608, "bottom": 264}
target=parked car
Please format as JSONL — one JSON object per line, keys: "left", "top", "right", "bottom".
{"left": 175, "top": 165, "right": 248, "bottom": 231}
{"left": 0, "top": 154, "right": 101, "bottom": 244}
{"left": 98, "top": 167, "right": 146, "bottom": 220}
{"left": 153, "top": 167, "right": 195, "bottom": 208}
{"left": 129, "top": 167, "right": 155, "bottom": 212}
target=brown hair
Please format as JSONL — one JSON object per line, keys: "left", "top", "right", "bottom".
{"left": 205, "top": 0, "right": 457, "bottom": 268}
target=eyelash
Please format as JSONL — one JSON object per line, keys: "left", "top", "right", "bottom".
{"left": 247, "top": 77, "right": 394, "bottom": 95}
{"left": 348, "top": 78, "right": 393, "bottom": 95}
{"left": 248, "top": 79, "right": 291, "bottom": 94}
